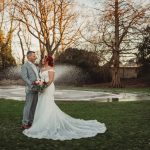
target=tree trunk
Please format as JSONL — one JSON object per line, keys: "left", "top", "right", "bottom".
{"left": 17, "top": 29, "right": 25, "bottom": 64}
{"left": 111, "top": 52, "right": 122, "bottom": 87}
{"left": 46, "top": 42, "right": 54, "bottom": 56}
{"left": 39, "top": 42, "right": 46, "bottom": 64}
{"left": 111, "top": 0, "right": 122, "bottom": 88}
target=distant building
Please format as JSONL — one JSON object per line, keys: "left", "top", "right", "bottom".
{"left": 119, "top": 66, "right": 139, "bottom": 79}
{"left": 111, "top": 58, "right": 140, "bottom": 79}
{"left": 119, "top": 58, "right": 140, "bottom": 79}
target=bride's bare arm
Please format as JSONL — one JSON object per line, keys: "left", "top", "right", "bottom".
{"left": 47, "top": 70, "right": 54, "bottom": 85}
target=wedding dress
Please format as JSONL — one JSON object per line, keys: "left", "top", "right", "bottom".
{"left": 23, "top": 69, "right": 106, "bottom": 140}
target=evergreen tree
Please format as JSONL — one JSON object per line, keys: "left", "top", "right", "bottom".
{"left": 56, "top": 48, "right": 111, "bottom": 83}
{"left": 0, "top": 29, "right": 16, "bottom": 70}
{"left": 0, "top": 29, "right": 5, "bottom": 69}
{"left": 138, "top": 26, "right": 150, "bottom": 78}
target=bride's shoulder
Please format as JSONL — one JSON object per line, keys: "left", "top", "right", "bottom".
{"left": 48, "top": 67, "right": 55, "bottom": 72}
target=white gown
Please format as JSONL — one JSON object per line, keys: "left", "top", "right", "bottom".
{"left": 23, "top": 69, "right": 106, "bottom": 140}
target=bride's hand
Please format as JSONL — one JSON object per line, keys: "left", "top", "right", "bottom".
{"left": 39, "top": 81, "right": 43, "bottom": 85}
{"left": 35, "top": 80, "right": 43, "bottom": 85}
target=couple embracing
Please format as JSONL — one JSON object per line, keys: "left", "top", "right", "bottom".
{"left": 21, "top": 51, "right": 106, "bottom": 140}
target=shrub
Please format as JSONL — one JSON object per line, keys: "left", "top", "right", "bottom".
{"left": 56, "top": 48, "right": 111, "bottom": 83}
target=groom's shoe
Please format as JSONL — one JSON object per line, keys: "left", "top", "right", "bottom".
{"left": 21, "top": 124, "right": 31, "bottom": 129}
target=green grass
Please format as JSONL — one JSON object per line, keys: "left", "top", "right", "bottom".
{"left": 0, "top": 99, "right": 150, "bottom": 150}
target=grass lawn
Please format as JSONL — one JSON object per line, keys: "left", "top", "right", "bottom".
{"left": 0, "top": 99, "right": 150, "bottom": 150}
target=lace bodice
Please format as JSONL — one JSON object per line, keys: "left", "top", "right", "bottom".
{"left": 40, "top": 69, "right": 55, "bottom": 82}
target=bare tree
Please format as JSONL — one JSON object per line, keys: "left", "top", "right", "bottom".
{"left": 17, "top": 23, "right": 32, "bottom": 64}
{"left": 13, "top": 0, "right": 82, "bottom": 58}
{"left": 79, "top": 6, "right": 114, "bottom": 66}
{"left": 0, "top": 0, "right": 12, "bottom": 29}
{"left": 83, "top": 0, "right": 149, "bottom": 87}
{"left": 105, "top": 0, "right": 149, "bottom": 87}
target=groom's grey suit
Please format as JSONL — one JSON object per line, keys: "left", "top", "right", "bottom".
{"left": 21, "top": 61, "right": 40, "bottom": 125}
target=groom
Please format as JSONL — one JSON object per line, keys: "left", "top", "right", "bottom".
{"left": 21, "top": 51, "right": 40, "bottom": 129}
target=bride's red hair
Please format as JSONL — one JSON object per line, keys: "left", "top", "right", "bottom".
{"left": 44, "top": 55, "right": 54, "bottom": 67}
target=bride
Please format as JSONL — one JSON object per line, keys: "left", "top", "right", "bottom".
{"left": 23, "top": 55, "right": 106, "bottom": 140}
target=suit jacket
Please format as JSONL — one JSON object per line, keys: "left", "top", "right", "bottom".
{"left": 21, "top": 62, "right": 40, "bottom": 92}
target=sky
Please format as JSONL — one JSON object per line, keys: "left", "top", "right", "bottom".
{"left": 75, "top": 0, "right": 150, "bottom": 9}
{"left": 9, "top": 0, "right": 150, "bottom": 63}
{"left": 76, "top": 0, "right": 150, "bottom": 5}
